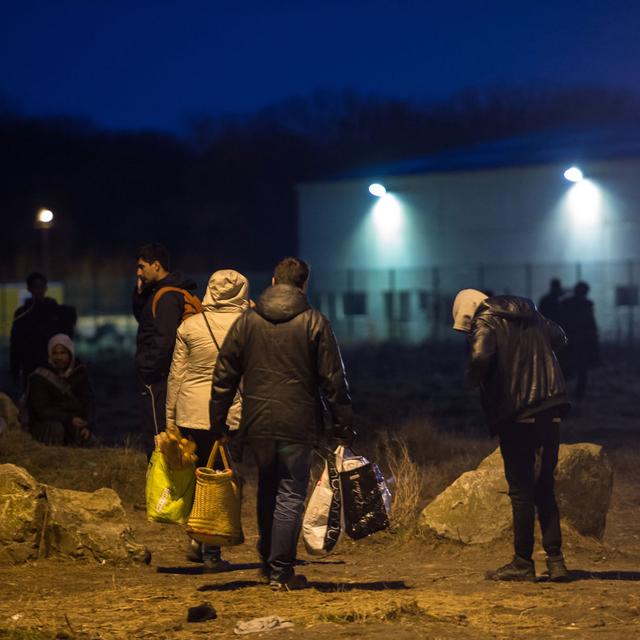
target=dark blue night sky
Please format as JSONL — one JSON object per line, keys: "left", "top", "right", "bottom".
{"left": 2, "top": 0, "right": 639, "bottom": 133}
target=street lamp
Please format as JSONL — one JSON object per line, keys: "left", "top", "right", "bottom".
{"left": 35, "top": 208, "right": 54, "bottom": 275}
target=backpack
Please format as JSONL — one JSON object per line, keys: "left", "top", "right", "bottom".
{"left": 152, "top": 287, "right": 203, "bottom": 324}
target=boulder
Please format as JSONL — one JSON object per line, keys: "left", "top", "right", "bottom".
{"left": 0, "top": 464, "right": 47, "bottom": 563}
{"left": 420, "top": 443, "right": 613, "bottom": 544}
{"left": 0, "top": 463, "right": 148, "bottom": 564}
{"left": 44, "top": 486, "right": 149, "bottom": 563}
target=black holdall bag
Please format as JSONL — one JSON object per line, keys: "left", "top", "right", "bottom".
{"left": 340, "top": 461, "right": 390, "bottom": 540}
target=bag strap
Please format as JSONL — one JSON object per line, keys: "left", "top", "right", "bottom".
{"left": 206, "top": 439, "right": 231, "bottom": 470}
{"left": 203, "top": 312, "right": 243, "bottom": 400}
{"left": 202, "top": 312, "right": 222, "bottom": 351}
{"left": 151, "top": 286, "right": 189, "bottom": 318}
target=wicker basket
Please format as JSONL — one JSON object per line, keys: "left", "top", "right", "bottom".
{"left": 186, "top": 441, "right": 244, "bottom": 546}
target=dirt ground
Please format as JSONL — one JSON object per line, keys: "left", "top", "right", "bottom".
{"left": 2, "top": 346, "right": 640, "bottom": 639}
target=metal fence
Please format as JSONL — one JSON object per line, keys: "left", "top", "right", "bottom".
{"left": 1, "top": 262, "right": 638, "bottom": 360}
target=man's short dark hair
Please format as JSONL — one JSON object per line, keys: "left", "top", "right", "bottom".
{"left": 136, "top": 243, "right": 170, "bottom": 271}
{"left": 273, "top": 257, "right": 310, "bottom": 289}
{"left": 26, "top": 272, "right": 47, "bottom": 288}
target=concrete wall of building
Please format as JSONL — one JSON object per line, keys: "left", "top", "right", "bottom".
{"left": 298, "top": 157, "right": 640, "bottom": 343}
{"left": 298, "top": 158, "right": 640, "bottom": 271}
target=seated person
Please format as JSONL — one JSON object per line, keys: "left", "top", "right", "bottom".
{"left": 25, "top": 334, "right": 95, "bottom": 446}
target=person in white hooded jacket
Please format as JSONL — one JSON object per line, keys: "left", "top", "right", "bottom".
{"left": 166, "top": 269, "right": 249, "bottom": 572}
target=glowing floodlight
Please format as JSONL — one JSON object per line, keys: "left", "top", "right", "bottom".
{"left": 567, "top": 180, "right": 601, "bottom": 226}
{"left": 372, "top": 194, "right": 403, "bottom": 238}
{"left": 563, "top": 167, "right": 583, "bottom": 183}
{"left": 368, "top": 183, "right": 387, "bottom": 197}
{"left": 37, "top": 209, "right": 54, "bottom": 224}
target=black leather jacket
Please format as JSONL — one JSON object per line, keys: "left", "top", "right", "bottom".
{"left": 467, "top": 295, "right": 570, "bottom": 434}
{"left": 211, "top": 284, "right": 353, "bottom": 444}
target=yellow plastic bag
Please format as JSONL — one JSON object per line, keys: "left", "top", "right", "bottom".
{"left": 146, "top": 449, "right": 196, "bottom": 524}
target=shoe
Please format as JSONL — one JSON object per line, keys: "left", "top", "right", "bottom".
{"left": 485, "top": 556, "right": 536, "bottom": 582}
{"left": 186, "top": 539, "right": 203, "bottom": 563}
{"left": 269, "top": 573, "right": 308, "bottom": 592}
{"left": 202, "top": 558, "right": 231, "bottom": 573}
{"left": 546, "top": 554, "right": 569, "bottom": 582}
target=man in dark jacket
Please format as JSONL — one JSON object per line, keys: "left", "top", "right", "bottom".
{"left": 212, "top": 257, "right": 354, "bottom": 591}
{"left": 452, "top": 289, "right": 570, "bottom": 582}
{"left": 133, "top": 243, "right": 197, "bottom": 456}
{"left": 10, "top": 272, "right": 61, "bottom": 388}
{"left": 26, "top": 333, "right": 95, "bottom": 446}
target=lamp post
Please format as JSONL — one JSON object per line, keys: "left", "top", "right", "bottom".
{"left": 36, "top": 209, "right": 54, "bottom": 276}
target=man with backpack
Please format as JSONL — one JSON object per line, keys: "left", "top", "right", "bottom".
{"left": 133, "top": 243, "right": 199, "bottom": 457}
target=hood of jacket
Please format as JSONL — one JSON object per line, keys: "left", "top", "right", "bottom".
{"left": 255, "top": 284, "right": 310, "bottom": 324}
{"left": 478, "top": 295, "right": 536, "bottom": 321}
{"left": 452, "top": 289, "right": 488, "bottom": 332}
{"left": 202, "top": 270, "right": 249, "bottom": 312}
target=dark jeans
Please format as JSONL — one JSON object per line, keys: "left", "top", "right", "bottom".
{"left": 499, "top": 418, "right": 562, "bottom": 561}
{"left": 139, "top": 379, "right": 167, "bottom": 459}
{"left": 249, "top": 440, "right": 312, "bottom": 582}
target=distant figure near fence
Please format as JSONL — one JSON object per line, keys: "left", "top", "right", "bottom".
{"left": 538, "top": 278, "right": 565, "bottom": 324}
{"left": 10, "top": 272, "right": 75, "bottom": 389}
{"left": 559, "top": 281, "right": 599, "bottom": 401}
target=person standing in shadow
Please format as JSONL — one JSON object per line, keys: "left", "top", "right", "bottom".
{"left": 538, "top": 278, "right": 565, "bottom": 324}
{"left": 559, "top": 282, "right": 599, "bottom": 401}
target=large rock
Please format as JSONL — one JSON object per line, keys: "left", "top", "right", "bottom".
{"left": 0, "top": 464, "right": 47, "bottom": 563}
{"left": 44, "top": 486, "right": 149, "bottom": 563}
{"left": 0, "top": 463, "right": 148, "bottom": 564}
{"left": 421, "top": 443, "right": 613, "bottom": 544}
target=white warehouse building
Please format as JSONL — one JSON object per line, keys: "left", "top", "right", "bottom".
{"left": 297, "top": 127, "right": 640, "bottom": 344}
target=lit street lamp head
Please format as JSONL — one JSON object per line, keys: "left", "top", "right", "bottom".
{"left": 37, "top": 209, "right": 54, "bottom": 224}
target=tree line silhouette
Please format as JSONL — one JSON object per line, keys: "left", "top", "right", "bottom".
{"left": 1, "top": 85, "right": 638, "bottom": 277}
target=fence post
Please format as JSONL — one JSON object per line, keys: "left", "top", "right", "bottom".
{"left": 346, "top": 269, "right": 353, "bottom": 342}
{"left": 432, "top": 266, "right": 440, "bottom": 341}
{"left": 628, "top": 259, "right": 635, "bottom": 346}
{"left": 525, "top": 263, "right": 532, "bottom": 298}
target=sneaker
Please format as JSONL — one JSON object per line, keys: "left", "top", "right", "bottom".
{"left": 186, "top": 540, "right": 203, "bottom": 564}
{"left": 546, "top": 554, "right": 569, "bottom": 582}
{"left": 485, "top": 556, "right": 536, "bottom": 582}
{"left": 269, "top": 573, "right": 308, "bottom": 592}
{"left": 202, "top": 558, "right": 231, "bottom": 573}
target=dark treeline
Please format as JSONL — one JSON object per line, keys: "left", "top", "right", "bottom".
{"left": 1, "top": 85, "right": 639, "bottom": 277}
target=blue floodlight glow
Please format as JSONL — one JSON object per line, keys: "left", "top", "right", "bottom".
{"left": 372, "top": 194, "right": 403, "bottom": 238}
{"left": 567, "top": 179, "right": 601, "bottom": 226}
{"left": 368, "top": 183, "right": 387, "bottom": 197}
{"left": 563, "top": 167, "right": 584, "bottom": 183}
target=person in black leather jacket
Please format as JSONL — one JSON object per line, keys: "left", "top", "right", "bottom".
{"left": 453, "top": 289, "right": 570, "bottom": 583}
{"left": 212, "top": 257, "right": 354, "bottom": 591}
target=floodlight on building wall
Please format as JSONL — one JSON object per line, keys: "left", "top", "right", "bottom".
{"left": 372, "top": 193, "right": 403, "bottom": 238}
{"left": 368, "top": 183, "right": 387, "bottom": 197}
{"left": 567, "top": 179, "right": 601, "bottom": 226}
{"left": 563, "top": 167, "right": 584, "bottom": 183}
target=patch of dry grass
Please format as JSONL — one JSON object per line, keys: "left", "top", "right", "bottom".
{"left": 0, "top": 427, "right": 146, "bottom": 505}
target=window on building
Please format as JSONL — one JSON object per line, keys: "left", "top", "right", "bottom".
{"left": 343, "top": 292, "right": 367, "bottom": 316}
{"left": 384, "top": 290, "right": 411, "bottom": 322}
{"left": 616, "top": 285, "right": 638, "bottom": 306}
